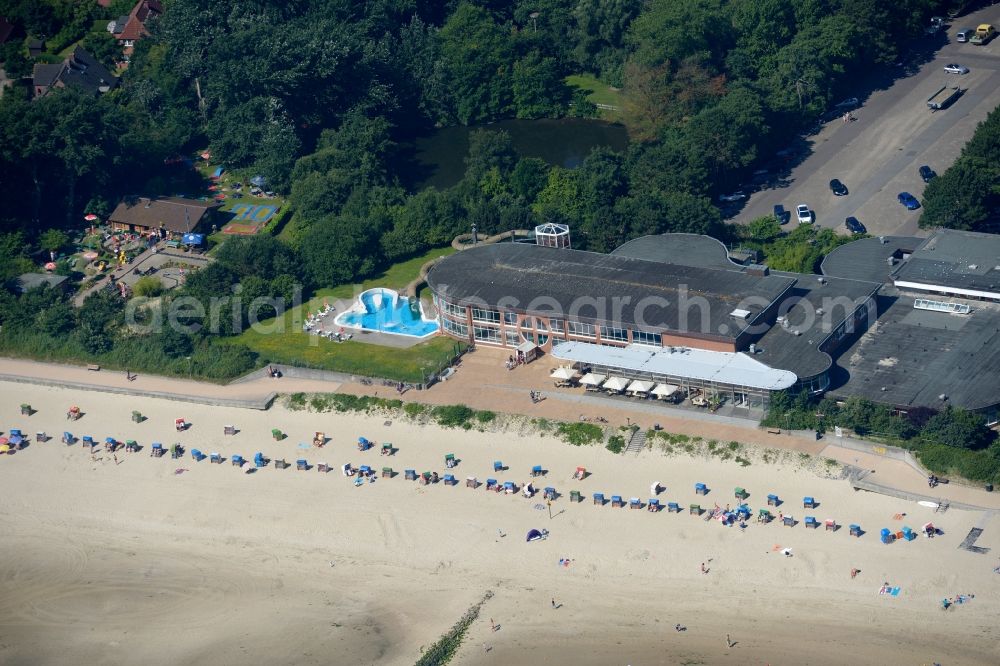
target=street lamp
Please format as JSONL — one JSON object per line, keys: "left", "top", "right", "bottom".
{"left": 529, "top": 12, "right": 539, "bottom": 33}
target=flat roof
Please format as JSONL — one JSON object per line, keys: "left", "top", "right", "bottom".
{"left": 551, "top": 341, "right": 798, "bottom": 391}
{"left": 831, "top": 290, "right": 1000, "bottom": 411}
{"left": 16, "top": 273, "right": 68, "bottom": 293}
{"left": 428, "top": 243, "right": 795, "bottom": 341}
{"left": 890, "top": 229, "right": 1000, "bottom": 295}
{"left": 821, "top": 236, "right": 923, "bottom": 284}
{"left": 752, "top": 271, "right": 881, "bottom": 379}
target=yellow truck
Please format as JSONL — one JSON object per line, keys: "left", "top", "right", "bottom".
{"left": 970, "top": 24, "right": 996, "bottom": 45}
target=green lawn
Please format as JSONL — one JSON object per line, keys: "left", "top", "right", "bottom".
{"left": 229, "top": 246, "right": 459, "bottom": 382}
{"left": 565, "top": 73, "right": 624, "bottom": 120}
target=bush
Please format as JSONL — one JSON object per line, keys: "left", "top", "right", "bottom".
{"left": 475, "top": 410, "right": 496, "bottom": 423}
{"left": 404, "top": 402, "right": 426, "bottom": 418}
{"left": 133, "top": 276, "right": 164, "bottom": 298}
{"left": 606, "top": 435, "right": 625, "bottom": 454}
{"left": 432, "top": 404, "right": 475, "bottom": 428}
{"left": 555, "top": 422, "right": 603, "bottom": 446}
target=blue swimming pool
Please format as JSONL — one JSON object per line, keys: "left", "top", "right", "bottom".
{"left": 335, "top": 288, "right": 439, "bottom": 338}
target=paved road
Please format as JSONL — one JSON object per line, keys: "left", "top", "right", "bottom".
{"left": 733, "top": 6, "right": 1000, "bottom": 238}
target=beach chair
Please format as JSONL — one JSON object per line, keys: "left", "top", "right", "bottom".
{"left": 250, "top": 452, "right": 263, "bottom": 468}
{"left": 544, "top": 487, "right": 556, "bottom": 500}
{"left": 296, "top": 458, "right": 308, "bottom": 470}
{"left": 20, "top": 403, "right": 31, "bottom": 416}
{"left": 275, "top": 458, "right": 289, "bottom": 469}
{"left": 82, "top": 435, "right": 94, "bottom": 448}
{"left": 191, "top": 448, "right": 205, "bottom": 462}
{"left": 850, "top": 524, "right": 862, "bottom": 537}
{"left": 610, "top": 495, "right": 624, "bottom": 508}
{"left": 272, "top": 428, "right": 284, "bottom": 441}
{"left": 783, "top": 515, "right": 795, "bottom": 527}
{"left": 825, "top": 519, "right": 836, "bottom": 531}
{"left": 224, "top": 425, "right": 236, "bottom": 436}
{"left": 758, "top": 508, "right": 772, "bottom": 523}
{"left": 593, "top": 492, "right": 605, "bottom": 505}
{"left": 531, "top": 465, "right": 544, "bottom": 477}
{"left": 901, "top": 526, "right": 916, "bottom": 541}
{"left": 105, "top": 437, "right": 117, "bottom": 451}
{"left": 318, "top": 462, "right": 329, "bottom": 473}
{"left": 382, "top": 443, "right": 393, "bottom": 456}
{"left": 62, "top": 432, "right": 74, "bottom": 445}
{"left": 171, "top": 444, "right": 182, "bottom": 459}
{"left": 503, "top": 481, "right": 516, "bottom": 494}
{"left": 358, "top": 437, "right": 372, "bottom": 451}
{"left": 647, "top": 498, "right": 660, "bottom": 512}
{"left": 151, "top": 442, "right": 164, "bottom": 458}
{"left": 569, "top": 490, "right": 582, "bottom": 503}
{"left": 9, "top": 429, "right": 22, "bottom": 438}
{"left": 629, "top": 497, "right": 641, "bottom": 510}
{"left": 735, "top": 487, "right": 749, "bottom": 500}
{"left": 231, "top": 455, "right": 245, "bottom": 467}
{"left": 880, "top": 528, "right": 893, "bottom": 544}
{"left": 445, "top": 453, "right": 456, "bottom": 467}
{"left": 313, "top": 432, "right": 326, "bottom": 447}
{"left": 419, "top": 472, "right": 432, "bottom": 485}
{"left": 695, "top": 482, "right": 708, "bottom": 495}
{"left": 36, "top": 431, "right": 47, "bottom": 443}
{"left": 125, "top": 439, "right": 137, "bottom": 452}
{"left": 493, "top": 460, "right": 503, "bottom": 472}
{"left": 382, "top": 467, "right": 394, "bottom": 478}
{"left": 574, "top": 466, "right": 587, "bottom": 480}
{"left": 405, "top": 469, "right": 417, "bottom": 481}
{"left": 210, "top": 451, "right": 221, "bottom": 463}
{"left": 486, "top": 478, "right": 498, "bottom": 491}
{"left": 360, "top": 465, "right": 372, "bottom": 477}
{"left": 667, "top": 501, "right": 681, "bottom": 513}
{"left": 767, "top": 493, "right": 780, "bottom": 506}
{"left": 803, "top": 496, "right": 816, "bottom": 509}
{"left": 689, "top": 504, "right": 702, "bottom": 515}
{"left": 804, "top": 516, "right": 818, "bottom": 529}
{"left": 175, "top": 418, "right": 187, "bottom": 432}
{"left": 465, "top": 476, "right": 478, "bottom": 488}
{"left": 443, "top": 474, "right": 456, "bottom": 486}
{"left": 131, "top": 410, "right": 143, "bottom": 423}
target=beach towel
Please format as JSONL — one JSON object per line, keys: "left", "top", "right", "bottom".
{"left": 890, "top": 587, "right": 901, "bottom": 596}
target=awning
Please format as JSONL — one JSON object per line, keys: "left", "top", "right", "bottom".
{"left": 603, "top": 376, "right": 630, "bottom": 392}
{"left": 579, "top": 373, "right": 606, "bottom": 386}
{"left": 551, "top": 366, "right": 576, "bottom": 380}
{"left": 651, "top": 383, "right": 679, "bottom": 396}
{"left": 516, "top": 340, "right": 538, "bottom": 353}
{"left": 626, "top": 380, "right": 654, "bottom": 393}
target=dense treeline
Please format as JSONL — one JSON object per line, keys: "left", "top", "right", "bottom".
{"left": 919, "top": 103, "right": 1000, "bottom": 231}
{"left": 0, "top": 0, "right": 951, "bottom": 253}
{"left": 764, "top": 392, "right": 999, "bottom": 484}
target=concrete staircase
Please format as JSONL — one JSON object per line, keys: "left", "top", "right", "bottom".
{"left": 624, "top": 429, "right": 646, "bottom": 455}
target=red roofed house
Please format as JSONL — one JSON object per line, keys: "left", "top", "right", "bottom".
{"left": 107, "top": 0, "right": 162, "bottom": 66}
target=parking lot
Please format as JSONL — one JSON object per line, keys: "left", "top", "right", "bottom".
{"left": 733, "top": 6, "right": 1000, "bottom": 238}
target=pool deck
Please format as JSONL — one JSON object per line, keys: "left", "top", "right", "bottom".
{"left": 346, "top": 328, "right": 429, "bottom": 349}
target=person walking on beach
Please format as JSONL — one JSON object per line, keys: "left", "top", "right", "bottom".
{"left": 551, "top": 598, "right": 556, "bottom": 609}
{"left": 701, "top": 562, "right": 708, "bottom": 574}
{"left": 726, "top": 634, "right": 735, "bottom": 648}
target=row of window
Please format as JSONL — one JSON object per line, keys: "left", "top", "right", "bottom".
{"left": 438, "top": 298, "right": 663, "bottom": 347}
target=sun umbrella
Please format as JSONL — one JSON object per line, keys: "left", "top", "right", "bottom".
{"left": 44, "top": 262, "right": 57, "bottom": 271}
{"left": 651, "top": 384, "right": 679, "bottom": 397}
{"left": 579, "top": 373, "right": 606, "bottom": 387}
{"left": 201, "top": 151, "right": 211, "bottom": 160}
{"left": 626, "top": 379, "right": 654, "bottom": 394}
{"left": 82, "top": 251, "right": 99, "bottom": 261}
{"left": 550, "top": 366, "right": 577, "bottom": 380}
{"left": 84, "top": 214, "right": 98, "bottom": 222}
{"left": 603, "top": 376, "right": 630, "bottom": 392}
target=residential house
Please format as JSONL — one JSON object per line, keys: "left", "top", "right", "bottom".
{"left": 27, "top": 39, "right": 44, "bottom": 58}
{"left": 32, "top": 47, "right": 118, "bottom": 98}
{"left": 108, "top": 196, "right": 220, "bottom": 236}
{"left": 107, "top": 0, "right": 162, "bottom": 65}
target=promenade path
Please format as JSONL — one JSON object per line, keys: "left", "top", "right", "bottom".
{"left": 2, "top": 348, "right": 998, "bottom": 510}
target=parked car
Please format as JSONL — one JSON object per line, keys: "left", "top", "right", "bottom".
{"left": 773, "top": 204, "right": 788, "bottom": 224}
{"left": 829, "top": 178, "right": 849, "bottom": 196}
{"left": 796, "top": 204, "right": 812, "bottom": 224}
{"left": 919, "top": 165, "right": 937, "bottom": 182}
{"left": 956, "top": 28, "right": 973, "bottom": 42}
{"left": 718, "top": 191, "right": 747, "bottom": 203}
{"left": 845, "top": 216, "right": 866, "bottom": 234}
{"left": 943, "top": 63, "right": 970, "bottom": 74}
{"left": 898, "top": 192, "right": 921, "bottom": 210}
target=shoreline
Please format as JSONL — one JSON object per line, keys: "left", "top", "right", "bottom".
{"left": 1, "top": 381, "right": 999, "bottom": 664}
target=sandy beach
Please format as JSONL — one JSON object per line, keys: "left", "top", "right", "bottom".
{"left": 1, "top": 380, "right": 999, "bottom": 666}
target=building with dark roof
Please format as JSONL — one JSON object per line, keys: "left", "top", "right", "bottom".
{"left": 15, "top": 273, "right": 69, "bottom": 294}
{"left": 32, "top": 48, "right": 118, "bottom": 98}
{"left": 109, "top": 196, "right": 219, "bottom": 235}
{"left": 889, "top": 229, "right": 1000, "bottom": 301}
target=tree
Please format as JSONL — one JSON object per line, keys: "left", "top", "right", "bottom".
{"left": 921, "top": 407, "right": 994, "bottom": 451}
{"left": 439, "top": 3, "right": 514, "bottom": 124}
{"left": 38, "top": 229, "right": 70, "bottom": 254}
{"left": 133, "top": 276, "right": 164, "bottom": 298}
{"left": 464, "top": 130, "right": 517, "bottom": 184}
{"left": 510, "top": 157, "right": 550, "bottom": 202}
{"left": 747, "top": 215, "right": 782, "bottom": 241}
{"left": 512, "top": 51, "right": 569, "bottom": 119}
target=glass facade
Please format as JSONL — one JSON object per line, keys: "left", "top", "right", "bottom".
{"left": 632, "top": 330, "right": 662, "bottom": 346}
{"left": 600, "top": 325, "right": 629, "bottom": 343}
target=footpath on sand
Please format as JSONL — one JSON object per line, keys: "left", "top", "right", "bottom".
{"left": 2, "top": 352, "right": 999, "bottom": 510}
